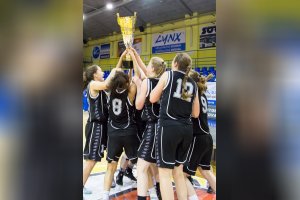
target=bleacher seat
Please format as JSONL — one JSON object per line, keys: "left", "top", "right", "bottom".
{"left": 195, "top": 67, "right": 201, "bottom": 73}
{"left": 202, "top": 67, "right": 208, "bottom": 73}
{"left": 209, "top": 66, "right": 215, "bottom": 72}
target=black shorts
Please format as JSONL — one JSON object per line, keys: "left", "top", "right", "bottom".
{"left": 83, "top": 122, "right": 107, "bottom": 161}
{"left": 137, "top": 123, "right": 157, "bottom": 163}
{"left": 155, "top": 124, "right": 193, "bottom": 169}
{"left": 106, "top": 134, "right": 139, "bottom": 164}
{"left": 136, "top": 120, "right": 147, "bottom": 141}
{"left": 183, "top": 134, "right": 213, "bottom": 175}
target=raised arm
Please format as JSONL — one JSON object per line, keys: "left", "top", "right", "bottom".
{"left": 116, "top": 50, "right": 128, "bottom": 68}
{"left": 150, "top": 71, "right": 168, "bottom": 103}
{"left": 128, "top": 49, "right": 141, "bottom": 78}
{"left": 133, "top": 77, "right": 147, "bottom": 110}
{"left": 130, "top": 47, "right": 147, "bottom": 76}
{"left": 128, "top": 81, "right": 137, "bottom": 105}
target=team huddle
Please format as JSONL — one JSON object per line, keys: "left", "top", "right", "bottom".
{"left": 83, "top": 47, "right": 216, "bottom": 200}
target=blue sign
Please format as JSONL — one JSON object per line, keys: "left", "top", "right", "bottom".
{"left": 152, "top": 30, "right": 186, "bottom": 54}
{"left": 92, "top": 46, "right": 100, "bottom": 59}
{"left": 100, "top": 44, "right": 110, "bottom": 59}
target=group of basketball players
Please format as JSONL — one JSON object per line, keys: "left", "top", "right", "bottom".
{"left": 83, "top": 47, "right": 216, "bottom": 200}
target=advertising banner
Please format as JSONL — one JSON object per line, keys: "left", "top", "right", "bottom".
{"left": 152, "top": 30, "right": 186, "bottom": 53}
{"left": 100, "top": 43, "right": 110, "bottom": 59}
{"left": 200, "top": 25, "right": 216, "bottom": 49}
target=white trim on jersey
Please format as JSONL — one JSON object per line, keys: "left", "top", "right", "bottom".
{"left": 129, "top": 157, "right": 138, "bottom": 160}
{"left": 88, "top": 83, "right": 100, "bottom": 99}
{"left": 137, "top": 138, "right": 145, "bottom": 152}
{"left": 175, "top": 160, "right": 185, "bottom": 164}
{"left": 176, "top": 70, "right": 186, "bottom": 74}
{"left": 83, "top": 122, "right": 94, "bottom": 156}
{"left": 161, "top": 127, "right": 175, "bottom": 165}
{"left": 198, "top": 118, "right": 210, "bottom": 134}
{"left": 116, "top": 88, "right": 126, "bottom": 94}
{"left": 151, "top": 123, "right": 157, "bottom": 159}
{"left": 166, "top": 71, "right": 177, "bottom": 120}
{"left": 199, "top": 164, "right": 211, "bottom": 167}
{"left": 127, "top": 96, "right": 133, "bottom": 106}
{"left": 187, "top": 166, "right": 196, "bottom": 173}
{"left": 188, "top": 137, "right": 197, "bottom": 162}
{"left": 106, "top": 136, "right": 114, "bottom": 161}
{"left": 146, "top": 78, "right": 150, "bottom": 97}
{"left": 163, "top": 71, "right": 170, "bottom": 90}
{"left": 98, "top": 124, "right": 103, "bottom": 157}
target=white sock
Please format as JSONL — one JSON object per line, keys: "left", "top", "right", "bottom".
{"left": 102, "top": 191, "right": 109, "bottom": 200}
{"left": 148, "top": 187, "right": 156, "bottom": 193}
{"left": 188, "top": 194, "right": 198, "bottom": 200}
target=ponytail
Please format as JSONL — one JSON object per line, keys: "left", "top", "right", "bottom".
{"left": 173, "top": 53, "right": 193, "bottom": 100}
{"left": 181, "top": 65, "right": 192, "bottom": 100}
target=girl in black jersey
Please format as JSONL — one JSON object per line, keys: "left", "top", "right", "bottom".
{"left": 150, "top": 53, "right": 200, "bottom": 200}
{"left": 130, "top": 49, "right": 166, "bottom": 200}
{"left": 82, "top": 63, "right": 121, "bottom": 195}
{"left": 102, "top": 52, "right": 140, "bottom": 200}
{"left": 184, "top": 71, "right": 216, "bottom": 198}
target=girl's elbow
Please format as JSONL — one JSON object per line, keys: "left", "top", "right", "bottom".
{"left": 192, "top": 110, "right": 200, "bottom": 118}
{"left": 149, "top": 95, "right": 156, "bottom": 103}
{"left": 136, "top": 103, "right": 143, "bottom": 110}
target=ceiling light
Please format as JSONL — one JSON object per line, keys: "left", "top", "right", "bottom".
{"left": 106, "top": 3, "right": 113, "bottom": 10}
{"left": 83, "top": 14, "right": 85, "bottom": 20}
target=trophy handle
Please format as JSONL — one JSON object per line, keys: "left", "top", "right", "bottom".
{"left": 116, "top": 13, "right": 120, "bottom": 24}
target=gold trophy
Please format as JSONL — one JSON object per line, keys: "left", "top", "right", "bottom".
{"left": 117, "top": 12, "right": 137, "bottom": 68}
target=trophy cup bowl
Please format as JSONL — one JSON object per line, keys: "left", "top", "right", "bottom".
{"left": 117, "top": 12, "right": 137, "bottom": 68}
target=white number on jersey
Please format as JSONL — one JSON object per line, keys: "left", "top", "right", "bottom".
{"left": 112, "top": 98, "right": 122, "bottom": 115}
{"left": 173, "top": 78, "right": 194, "bottom": 102}
{"left": 201, "top": 96, "right": 208, "bottom": 114}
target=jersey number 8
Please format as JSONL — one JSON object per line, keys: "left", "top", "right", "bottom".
{"left": 173, "top": 78, "right": 194, "bottom": 102}
{"left": 112, "top": 98, "right": 122, "bottom": 115}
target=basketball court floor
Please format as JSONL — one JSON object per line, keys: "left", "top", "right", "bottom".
{"left": 83, "top": 112, "right": 216, "bottom": 200}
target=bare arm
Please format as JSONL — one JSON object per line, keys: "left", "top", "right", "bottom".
{"left": 192, "top": 91, "right": 200, "bottom": 118}
{"left": 116, "top": 50, "right": 127, "bottom": 68}
{"left": 128, "top": 82, "right": 137, "bottom": 105}
{"left": 128, "top": 49, "right": 141, "bottom": 78}
{"left": 150, "top": 72, "right": 168, "bottom": 103}
{"left": 128, "top": 68, "right": 133, "bottom": 83}
{"left": 89, "top": 80, "right": 107, "bottom": 91}
{"left": 134, "top": 78, "right": 147, "bottom": 110}
{"left": 130, "top": 47, "right": 147, "bottom": 76}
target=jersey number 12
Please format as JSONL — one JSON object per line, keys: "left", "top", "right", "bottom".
{"left": 173, "top": 78, "right": 194, "bottom": 102}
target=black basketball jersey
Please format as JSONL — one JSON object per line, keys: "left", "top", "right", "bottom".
{"left": 192, "top": 92, "right": 210, "bottom": 135}
{"left": 87, "top": 84, "right": 108, "bottom": 123}
{"left": 107, "top": 89, "right": 134, "bottom": 129}
{"left": 159, "top": 71, "right": 197, "bottom": 126}
{"left": 141, "top": 78, "right": 160, "bottom": 123}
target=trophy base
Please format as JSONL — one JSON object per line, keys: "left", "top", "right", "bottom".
{"left": 122, "top": 60, "right": 133, "bottom": 69}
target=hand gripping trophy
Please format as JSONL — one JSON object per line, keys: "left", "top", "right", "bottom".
{"left": 117, "top": 12, "right": 137, "bottom": 68}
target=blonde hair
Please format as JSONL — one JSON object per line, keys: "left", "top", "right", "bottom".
{"left": 148, "top": 57, "right": 166, "bottom": 78}
{"left": 173, "top": 53, "right": 192, "bottom": 99}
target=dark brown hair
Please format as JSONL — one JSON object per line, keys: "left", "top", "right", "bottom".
{"left": 108, "top": 71, "right": 129, "bottom": 94}
{"left": 173, "top": 53, "right": 192, "bottom": 99}
{"left": 83, "top": 65, "right": 100, "bottom": 90}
